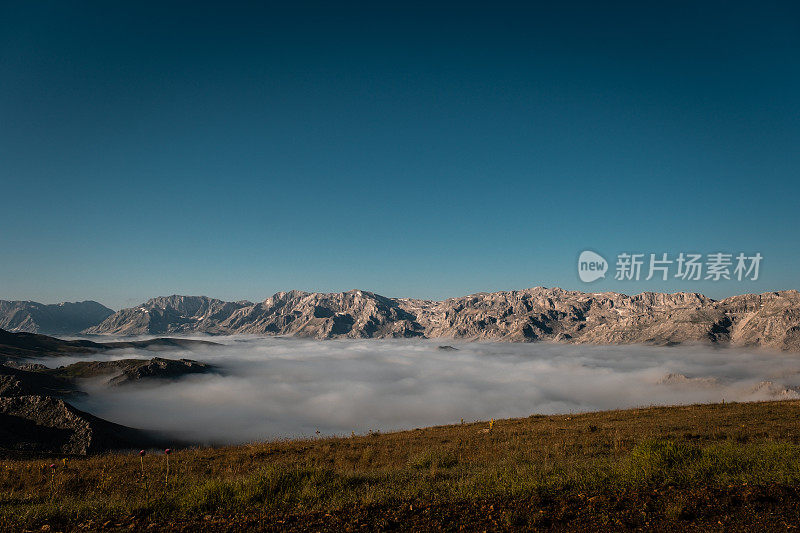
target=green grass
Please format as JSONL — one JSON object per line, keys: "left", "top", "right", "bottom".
{"left": 3, "top": 400, "right": 800, "bottom": 530}
{"left": 10, "top": 440, "right": 798, "bottom": 523}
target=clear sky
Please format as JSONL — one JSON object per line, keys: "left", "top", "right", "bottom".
{"left": 1, "top": 2, "right": 798, "bottom": 310}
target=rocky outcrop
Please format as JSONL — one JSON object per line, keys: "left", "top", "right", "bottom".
{"left": 0, "top": 358, "right": 165, "bottom": 456}
{"left": 0, "top": 300, "right": 113, "bottom": 335}
{"left": 45, "top": 357, "right": 213, "bottom": 386}
{"left": 83, "top": 289, "right": 800, "bottom": 351}
{"left": 0, "top": 395, "right": 159, "bottom": 455}
{"left": 0, "top": 330, "right": 211, "bottom": 455}
{"left": 0, "top": 365, "right": 79, "bottom": 398}
{"left": 109, "top": 358, "right": 211, "bottom": 385}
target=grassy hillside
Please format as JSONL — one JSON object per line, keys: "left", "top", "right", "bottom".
{"left": 4, "top": 401, "right": 800, "bottom": 531}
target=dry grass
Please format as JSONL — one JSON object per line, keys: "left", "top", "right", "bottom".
{"left": 3, "top": 400, "right": 800, "bottom": 530}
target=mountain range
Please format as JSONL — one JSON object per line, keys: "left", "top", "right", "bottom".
{"left": 3, "top": 288, "right": 799, "bottom": 351}
{"left": 0, "top": 300, "right": 113, "bottom": 335}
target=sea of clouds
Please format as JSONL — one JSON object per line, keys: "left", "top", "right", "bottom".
{"left": 41, "top": 337, "right": 800, "bottom": 444}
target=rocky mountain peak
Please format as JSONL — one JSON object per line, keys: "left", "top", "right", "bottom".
{"left": 76, "top": 288, "right": 800, "bottom": 351}
{"left": 0, "top": 300, "right": 114, "bottom": 335}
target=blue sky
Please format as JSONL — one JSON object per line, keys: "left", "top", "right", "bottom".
{"left": 1, "top": 2, "right": 798, "bottom": 309}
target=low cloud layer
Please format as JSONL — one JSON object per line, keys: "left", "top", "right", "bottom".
{"left": 43, "top": 338, "right": 800, "bottom": 444}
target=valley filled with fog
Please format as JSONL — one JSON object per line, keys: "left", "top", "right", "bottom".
{"left": 41, "top": 337, "right": 800, "bottom": 444}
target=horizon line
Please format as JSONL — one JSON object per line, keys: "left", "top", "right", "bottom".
{"left": 3, "top": 286, "right": 798, "bottom": 312}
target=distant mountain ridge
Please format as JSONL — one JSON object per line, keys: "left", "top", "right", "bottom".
{"left": 0, "top": 300, "right": 113, "bottom": 335}
{"left": 0, "top": 328, "right": 219, "bottom": 362}
{"left": 82, "top": 289, "right": 800, "bottom": 352}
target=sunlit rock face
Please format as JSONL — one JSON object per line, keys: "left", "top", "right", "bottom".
{"left": 84, "top": 289, "right": 800, "bottom": 351}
